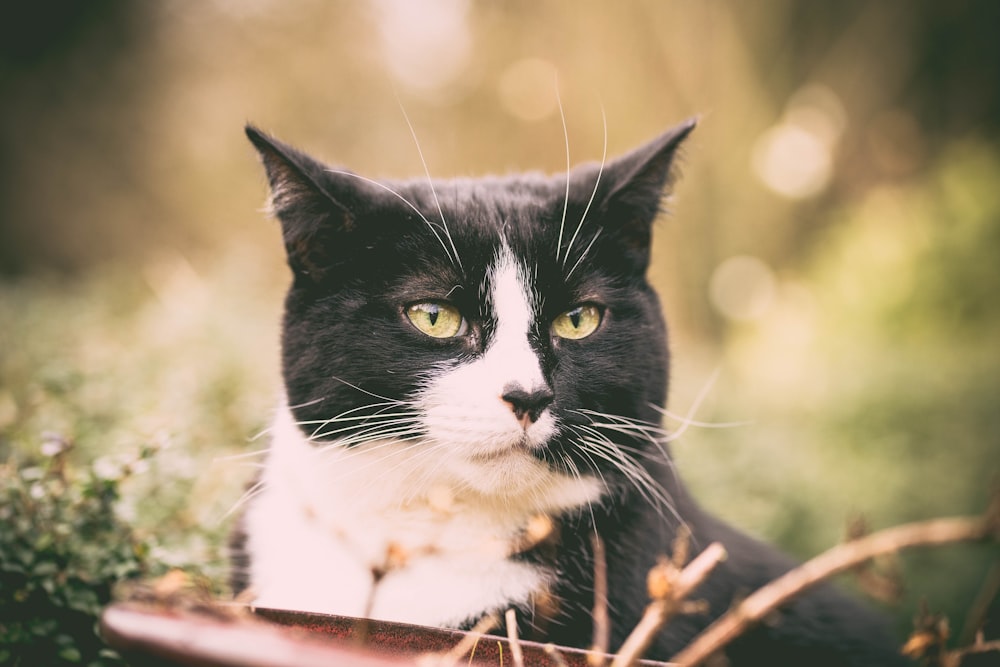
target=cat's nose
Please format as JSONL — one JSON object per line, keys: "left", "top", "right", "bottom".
{"left": 501, "top": 386, "right": 554, "bottom": 429}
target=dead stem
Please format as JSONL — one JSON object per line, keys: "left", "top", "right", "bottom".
{"left": 544, "top": 643, "right": 571, "bottom": 667}
{"left": 505, "top": 608, "right": 525, "bottom": 667}
{"left": 589, "top": 532, "right": 610, "bottom": 666}
{"left": 423, "top": 613, "right": 498, "bottom": 667}
{"left": 672, "top": 512, "right": 998, "bottom": 667}
{"left": 610, "top": 542, "right": 727, "bottom": 667}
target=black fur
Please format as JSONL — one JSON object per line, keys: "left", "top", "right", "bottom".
{"left": 236, "top": 121, "right": 909, "bottom": 666}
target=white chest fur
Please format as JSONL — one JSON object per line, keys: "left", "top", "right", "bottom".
{"left": 244, "top": 405, "right": 602, "bottom": 626}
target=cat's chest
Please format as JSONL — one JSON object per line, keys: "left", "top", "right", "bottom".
{"left": 242, "top": 407, "right": 571, "bottom": 626}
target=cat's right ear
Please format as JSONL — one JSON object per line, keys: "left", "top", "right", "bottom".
{"left": 245, "top": 124, "right": 355, "bottom": 282}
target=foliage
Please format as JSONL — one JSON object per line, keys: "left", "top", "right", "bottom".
{"left": 0, "top": 438, "right": 162, "bottom": 666}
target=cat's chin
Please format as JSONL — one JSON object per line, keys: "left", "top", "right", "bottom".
{"left": 446, "top": 442, "right": 601, "bottom": 509}
{"left": 468, "top": 439, "right": 535, "bottom": 462}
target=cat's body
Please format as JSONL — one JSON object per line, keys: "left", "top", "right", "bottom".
{"left": 230, "top": 120, "right": 908, "bottom": 665}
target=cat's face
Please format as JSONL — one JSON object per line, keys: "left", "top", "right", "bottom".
{"left": 248, "top": 121, "right": 693, "bottom": 501}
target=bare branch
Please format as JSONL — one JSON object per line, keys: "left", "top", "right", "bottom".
{"left": 672, "top": 513, "right": 998, "bottom": 667}
{"left": 505, "top": 608, "right": 525, "bottom": 667}
{"left": 589, "top": 532, "right": 610, "bottom": 667}
{"left": 544, "top": 643, "right": 571, "bottom": 667}
{"left": 424, "top": 613, "right": 498, "bottom": 667}
{"left": 610, "top": 542, "right": 727, "bottom": 667}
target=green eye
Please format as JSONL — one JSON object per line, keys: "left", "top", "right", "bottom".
{"left": 406, "top": 302, "right": 465, "bottom": 338}
{"left": 551, "top": 304, "right": 602, "bottom": 340}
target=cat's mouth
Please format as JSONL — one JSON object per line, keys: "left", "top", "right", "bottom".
{"left": 469, "top": 437, "right": 539, "bottom": 462}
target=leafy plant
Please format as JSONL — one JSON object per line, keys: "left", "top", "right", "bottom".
{"left": 0, "top": 436, "right": 161, "bottom": 666}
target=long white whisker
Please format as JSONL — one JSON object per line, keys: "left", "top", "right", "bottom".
{"left": 301, "top": 402, "right": 407, "bottom": 434}
{"left": 308, "top": 404, "right": 412, "bottom": 441}
{"left": 220, "top": 477, "right": 267, "bottom": 522}
{"left": 572, "top": 423, "right": 667, "bottom": 464}
{"left": 657, "top": 409, "right": 752, "bottom": 430}
{"left": 394, "top": 92, "right": 462, "bottom": 270}
{"left": 573, "top": 409, "right": 669, "bottom": 435}
{"left": 287, "top": 397, "right": 326, "bottom": 410}
{"left": 304, "top": 410, "right": 420, "bottom": 437}
{"left": 580, "top": 436, "right": 679, "bottom": 525}
{"left": 655, "top": 366, "right": 723, "bottom": 443}
{"left": 572, "top": 444, "right": 612, "bottom": 499}
{"left": 326, "top": 170, "right": 455, "bottom": 264}
{"left": 316, "top": 420, "right": 425, "bottom": 449}
{"left": 326, "top": 434, "right": 435, "bottom": 488}
{"left": 213, "top": 447, "right": 271, "bottom": 462}
{"left": 563, "top": 105, "right": 607, "bottom": 270}
{"left": 554, "top": 78, "right": 570, "bottom": 263}
{"left": 559, "top": 452, "right": 598, "bottom": 529}
{"left": 312, "top": 418, "right": 424, "bottom": 444}
{"left": 565, "top": 228, "right": 603, "bottom": 280}
{"left": 295, "top": 403, "right": 406, "bottom": 426}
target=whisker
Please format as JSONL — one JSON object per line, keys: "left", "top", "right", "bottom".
{"left": 213, "top": 447, "right": 271, "bottom": 463}
{"left": 219, "top": 477, "right": 267, "bottom": 522}
{"left": 654, "top": 366, "right": 723, "bottom": 443}
{"left": 323, "top": 434, "right": 434, "bottom": 489}
{"left": 287, "top": 396, "right": 326, "bottom": 410}
{"left": 304, "top": 409, "right": 419, "bottom": 438}
{"left": 565, "top": 228, "right": 603, "bottom": 280}
{"left": 579, "top": 436, "right": 680, "bottom": 525}
{"left": 563, "top": 104, "right": 607, "bottom": 270}
{"left": 311, "top": 418, "right": 424, "bottom": 445}
{"left": 308, "top": 406, "right": 413, "bottom": 441}
{"left": 572, "top": 444, "right": 612, "bottom": 501}
{"left": 315, "top": 420, "right": 425, "bottom": 449}
{"left": 294, "top": 403, "right": 407, "bottom": 427}
{"left": 559, "top": 452, "right": 598, "bottom": 529}
{"left": 329, "top": 377, "right": 408, "bottom": 403}
{"left": 573, "top": 408, "right": 668, "bottom": 434}
{"left": 326, "top": 170, "right": 456, "bottom": 265}
{"left": 554, "top": 77, "right": 571, "bottom": 264}
{"left": 394, "top": 91, "right": 462, "bottom": 270}
{"left": 657, "top": 409, "right": 752, "bottom": 430}
{"left": 571, "top": 423, "right": 667, "bottom": 465}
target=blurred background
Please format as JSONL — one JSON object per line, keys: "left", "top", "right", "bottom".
{"left": 1, "top": 0, "right": 997, "bottom": 643}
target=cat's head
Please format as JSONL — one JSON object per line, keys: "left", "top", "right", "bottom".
{"left": 248, "top": 120, "right": 694, "bottom": 503}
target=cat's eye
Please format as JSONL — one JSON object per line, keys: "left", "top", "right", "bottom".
{"left": 551, "top": 304, "right": 602, "bottom": 340}
{"left": 406, "top": 302, "right": 466, "bottom": 339}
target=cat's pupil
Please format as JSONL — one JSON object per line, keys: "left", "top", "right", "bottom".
{"left": 569, "top": 309, "right": 582, "bottom": 328}
{"left": 427, "top": 306, "right": 439, "bottom": 326}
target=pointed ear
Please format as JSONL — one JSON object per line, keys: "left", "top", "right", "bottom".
{"left": 595, "top": 118, "right": 697, "bottom": 270}
{"left": 245, "top": 124, "right": 355, "bottom": 282}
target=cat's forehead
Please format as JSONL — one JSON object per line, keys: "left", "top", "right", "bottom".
{"left": 396, "top": 174, "right": 590, "bottom": 259}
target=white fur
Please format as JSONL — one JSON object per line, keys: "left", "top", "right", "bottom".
{"left": 244, "top": 246, "right": 603, "bottom": 626}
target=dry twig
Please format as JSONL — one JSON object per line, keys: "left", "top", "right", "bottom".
{"left": 610, "top": 541, "right": 727, "bottom": 667}
{"left": 589, "top": 532, "right": 610, "bottom": 666}
{"left": 423, "top": 613, "right": 499, "bottom": 667}
{"left": 671, "top": 511, "right": 999, "bottom": 667}
{"left": 543, "top": 643, "right": 571, "bottom": 667}
{"left": 505, "top": 608, "right": 525, "bottom": 667}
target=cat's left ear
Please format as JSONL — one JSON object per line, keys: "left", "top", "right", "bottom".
{"left": 592, "top": 118, "right": 697, "bottom": 270}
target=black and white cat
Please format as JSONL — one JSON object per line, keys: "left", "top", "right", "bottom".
{"left": 230, "top": 119, "right": 908, "bottom": 665}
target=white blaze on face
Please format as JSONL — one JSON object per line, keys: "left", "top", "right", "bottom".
{"left": 485, "top": 243, "right": 548, "bottom": 398}
{"left": 418, "top": 242, "right": 562, "bottom": 496}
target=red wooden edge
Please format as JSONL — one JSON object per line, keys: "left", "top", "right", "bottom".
{"left": 101, "top": 603, "right": 667, "bottom": 667}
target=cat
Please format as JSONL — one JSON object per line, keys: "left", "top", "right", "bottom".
{"left": 229, "top": 118, "right": 909, "bottom": 666}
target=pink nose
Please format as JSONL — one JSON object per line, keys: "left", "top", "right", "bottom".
{"left": 501, "top": 386, "right": 554, "bottom": 429}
